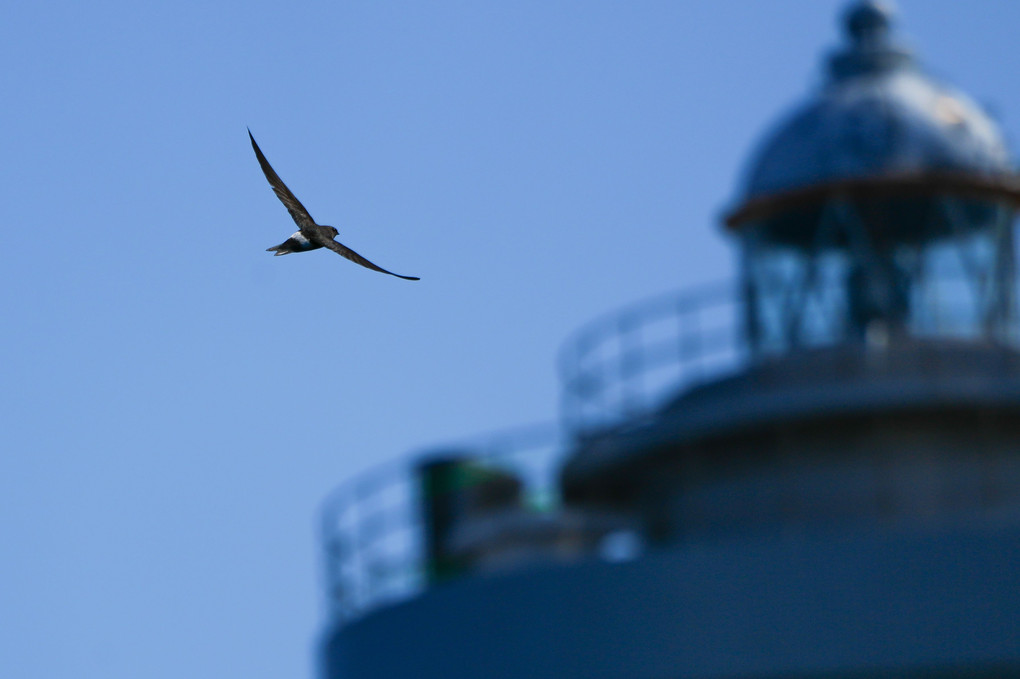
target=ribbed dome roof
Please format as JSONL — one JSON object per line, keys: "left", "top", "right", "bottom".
{"left": 740, "top": 1, "right": 1013, "bottom": 203}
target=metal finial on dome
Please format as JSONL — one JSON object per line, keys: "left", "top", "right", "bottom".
{"left": 735, "top": 0, "right": 1014, "bottom": 210}
{"left": 844, "top": 0, "right": 895, "bottom": 45}
{"left": 829, "top": 0, "right": 910, "bottom": 80}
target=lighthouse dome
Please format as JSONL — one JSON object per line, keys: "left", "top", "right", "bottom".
{"left": 741, "top": 1, "right": 1012, "bottom": 203}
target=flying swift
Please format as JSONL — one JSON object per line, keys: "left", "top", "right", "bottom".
{"left": 249, "top": 129, "right": 419, "bottom": 281}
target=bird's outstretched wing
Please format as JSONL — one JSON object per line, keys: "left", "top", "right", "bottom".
{"left": 248, "top": 129, "right": 317, "bottom": 230}
{"left": 321, "top": 239, "right": 420, "bottom": 280}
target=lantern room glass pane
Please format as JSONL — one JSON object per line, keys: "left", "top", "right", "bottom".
{"left": 740, "top": 197, "right": 1019, "bottom": 357}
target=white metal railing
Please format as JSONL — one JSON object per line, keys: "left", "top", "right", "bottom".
{"left": 557, "top": 281, "right": 747, "bottom": 434}
{"left": 557, "top": 269, "right": 1020, "bottom": 435}
{"left": 319, "top": 423, "right": 566, "bottom": 623}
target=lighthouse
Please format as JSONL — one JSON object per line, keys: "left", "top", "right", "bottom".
{"left": 321, "top": 3, "right": 1020, "bottom": 677}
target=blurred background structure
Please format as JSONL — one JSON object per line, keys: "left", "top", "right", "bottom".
{"left": 321, "top": 2, "right": 1020, "bottom": 677}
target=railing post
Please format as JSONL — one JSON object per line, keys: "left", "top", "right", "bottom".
{"left": 619, "top": 313, "right": 642, "bottom": 418}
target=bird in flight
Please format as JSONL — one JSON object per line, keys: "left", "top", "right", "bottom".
{"left": 248, "top": 129, "right": 420, "bottom": 281}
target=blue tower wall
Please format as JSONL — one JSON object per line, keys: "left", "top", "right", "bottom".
{"left": 324, "top": 523, "right": 1020, "bottom": 679}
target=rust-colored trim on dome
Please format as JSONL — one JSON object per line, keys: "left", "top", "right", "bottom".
{"left": 724, "top": 172, "right": 1020, "bottom": 229}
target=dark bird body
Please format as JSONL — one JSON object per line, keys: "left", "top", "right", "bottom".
{"left": 249, "top": 129, "right": 419, "bottom": 280}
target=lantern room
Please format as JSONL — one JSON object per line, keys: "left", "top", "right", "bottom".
{"left": 726, "top": 1, "right": 1020, "bottom": 356}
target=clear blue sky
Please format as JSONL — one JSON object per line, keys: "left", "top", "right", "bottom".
{"left": 3, "top": 1, "right": 1020, "bottom": 677}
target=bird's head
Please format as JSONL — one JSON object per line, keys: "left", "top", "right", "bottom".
{"left": 326, "top": 226, "right": 339, "bottom": 239}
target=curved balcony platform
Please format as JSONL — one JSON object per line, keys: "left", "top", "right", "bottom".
{"left": 325, "top": 522, "right": 1020, "bottom": 679}
{"left": 319, "top": 424, "right": 566, "bottom": 622}
{"left": 558, "top": 281, "right": 746, "bottom": 435}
